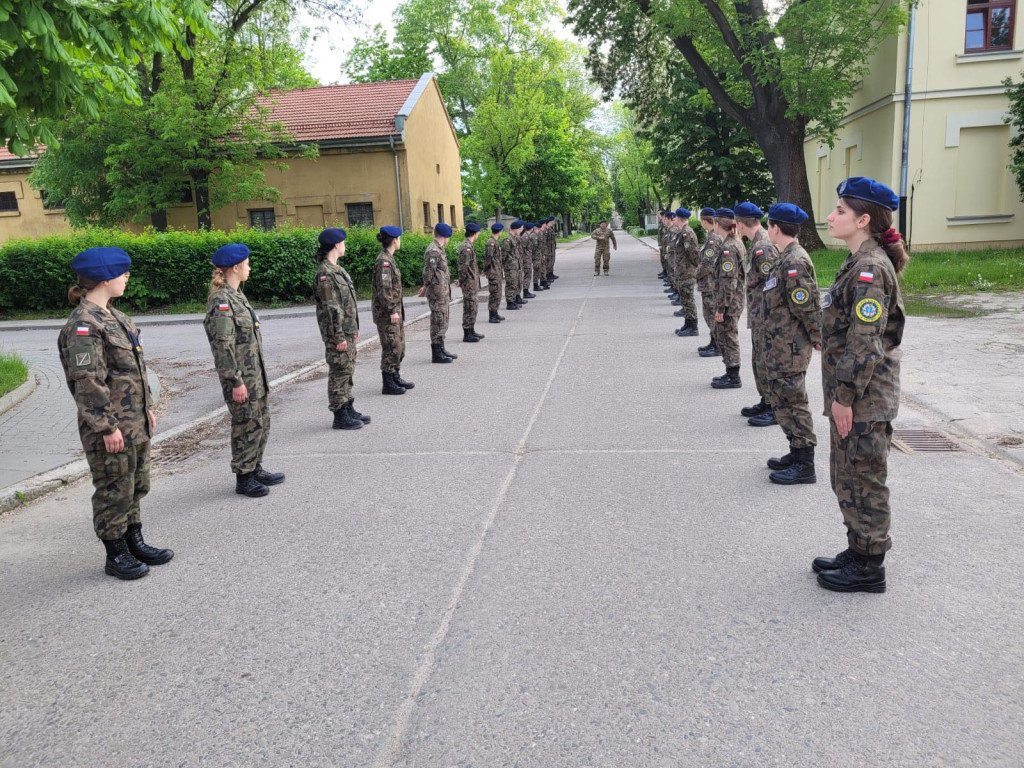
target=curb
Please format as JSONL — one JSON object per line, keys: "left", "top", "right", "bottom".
{"left": 0, "top": 370, "right": 37, "bottom": 417}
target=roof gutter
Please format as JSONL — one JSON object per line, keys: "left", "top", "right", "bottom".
{"left": 390, "top": 135, "right": 404, "bottom": 230}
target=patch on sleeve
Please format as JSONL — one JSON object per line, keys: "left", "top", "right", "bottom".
{"left": 722, "top": 249, "right": 731, "bottom": 257}
{"left": 760, "top": 261, "right": 772, "bottom": 275}
{"left": 721, "top": 260, "right": 735, "bottom": 273}
{"left": 703, "top": 248, "right": 714, "bottom": 260}
{"left": 218, "top": 303, "right": 230, "bottom": 311}
{"left": 822, "top": 292, "right": 833, "bottom": 308}
{"left": 787, "top": 269, "right": 798, "bottom": 277}
{"left": 76, "top": 326, "right": 90, "bottom": 336}
{"left": 858, "top": 271, "right": 874, "bottom": 283}
{"left": 790, "top": 287, "right": 810, "bottom": 305}
{"left": 74, "top": 351, "right": 92, "bottom": 368}
{"left": 320, "top": 275, "right": 329, "bottom": 281}
{"left": 855, "top": 297, "right": 883, "bottom": 322}
{"left": 755, "top": 249, "right": 764, "bottom": 256}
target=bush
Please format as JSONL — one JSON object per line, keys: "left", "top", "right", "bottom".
{"left": 0, "top": 225, "right": 487, "bottom": 312}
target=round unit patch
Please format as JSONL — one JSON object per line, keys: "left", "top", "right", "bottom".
{"left": 721, "top": 260, "right": 735, "bottom": 273}
{"left": 791, "top": 288, "right": 810, "bottom": 305}
{"left": 760, "top": 261, "right": 772, "bottom": 275}
{"left": 855, "top": 297, "right": 883, "bottom": 322}
{"left": 703, "top": 248, "right": 715, "bottom": 260}
{"left": 821, "top": 292, "right": 833, "bottom": 308}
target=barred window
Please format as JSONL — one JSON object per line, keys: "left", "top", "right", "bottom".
{"left": 346, "top": 202, "right": 374, "bottom": 227}
{"left": 0, "top": 192, "right": 18, "bottom": 212}
{"left": 966, "top": 0, "right": 1015, "bottom": 51}
{"left": 41, "top": 191, "right": 65, "bottom": 210}
{"left": 249, "top": 208, "right": 276, "bottom": 230}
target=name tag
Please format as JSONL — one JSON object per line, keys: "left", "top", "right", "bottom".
{"left": 763, "top": 277, "right": 778, "bottom": 291}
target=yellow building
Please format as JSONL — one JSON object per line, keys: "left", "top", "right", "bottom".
{"left": 805, "top": 0, "right": 1024, "bottom": 251}
{"left": 0, "top": 73, "right": 463, "bottom": 241}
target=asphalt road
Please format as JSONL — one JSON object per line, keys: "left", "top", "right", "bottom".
{"left": 1, "top": 234, "right": 1022, "bottom": 767}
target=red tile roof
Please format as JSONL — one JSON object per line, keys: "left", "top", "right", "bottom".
{"left": 258, "top": 79, "right": 421, "bottom": 142}
{"left": 0, "top": 145, "right": 42, "bottom": 162}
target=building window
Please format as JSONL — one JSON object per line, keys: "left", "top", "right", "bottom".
{"left": 450, "top": 205, "right": 457, "bottom": 226}
{"left": 966, "top": 0, "right": 1015, "bottom": 52}
{"left": 248, "top": 208, "right": 276, "bottom": 230}
{"left": 346, "top": 202, "right": 374, "bottom": 227}
{"left": 0, "top": 192, "right": 18, "bottom": 212}
{"left": 437, "top": 203, "right": 444, "bottom": 224}
{"left": 41, "top": 191, "right": 65, "bottom": 210}
{"left": 423, "top": 202, "right": 431, "bottom": 227}
{"left": 179, "top": 183, "right": 194, "bottom": 204}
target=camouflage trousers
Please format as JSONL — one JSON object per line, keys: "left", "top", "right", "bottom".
{"left": 428, "top": 294, "right": 450, "bottom": 343}
{"left": 462, "top": 285, "right": 478, "bottom": 330}
{"left": 829, "top": 419, "right": 893, "bottom": 556}
{"left": 533, "top": 252, "right": 545, "bottom": 284}
{"left": 717, "top": 313, "right": 741, "bottom": 367}
{"left": 659, "top": 247, "right": 667, "bottom": 273}
{"left": 522, "top": 258, "right": 534, "bottom": 289}
{"left": 503, "top": 263, "right": 521, "bottom": 301}
{"left": 85, "top": 441, "right": 150, "bottom": 540}
{"left": 326, "top": 343, "right": 356, "bottom": 411}
{"left": 487, "top": 274, "right": 504, "bottom": 312}
{"left": 377, "top": 320, "right": 406, "bottom": 373}
{"left": 768, "top": 373, "right": 816, "bottom": 449}
{"left": 594, "top": 247, "right": 610, "bottom": 272}
{"left": 700, "top": 291, "right": 718, "bottom": 346}
{"left": 674, "top": 279, "right": 697, "bottom": 320}
{"left": 751, "top": 330, "right": 769, "bottom": 398}
{"left": 549, "top": 247, "right": 556, "bottom": 276}
{"left": 227, "top": 394, "right": 270, "bottom": 475}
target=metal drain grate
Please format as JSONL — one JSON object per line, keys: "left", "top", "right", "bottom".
{"left": 892, "top": 428, "right": 964, "bottom": 454}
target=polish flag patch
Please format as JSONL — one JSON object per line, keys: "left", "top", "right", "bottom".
{"left": 218, "top": 303, "right": 230, "bottom": 311}
{"left": 787, "top": 269, "right": 798, "bottom": 277}
{"left": 320, "top": 275, "right": 329, "bottom": 281}
{"left": 722, "top": 249, "right": 730, "bottom": 256}
{"left": 859, "top": 271, "right": 874, "bottom": 283}
{"left": 76, "top": 326, "right": 90, "bottom": 336}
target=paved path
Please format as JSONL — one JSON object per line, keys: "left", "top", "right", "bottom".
{"left": 1, "top": 234, "right": 1022, "bottom": 766}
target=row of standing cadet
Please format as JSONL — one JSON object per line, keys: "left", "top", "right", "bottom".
{"left": 56, "top": 215, "right": 563, "bottom": 580}
{"left": 652, "top": 178, "right": 908, "bottom": 594}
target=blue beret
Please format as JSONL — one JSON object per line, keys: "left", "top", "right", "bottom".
{"left": 466, "top": 222, "right": 481, "bottom": 234}
{"left": 715, "top": 208, "right": 735, "bottom": 219}
{"left": 767, "top": 203, "right": 809, "bottom": 226}
{"left": 434, "top": 222, "right": 453, "bottom": 238}
{"left": 211, "top": 243, "right": 250, "bottom": 268}
{"left": 734, "top": 202, "right": 764, "bottom": 219}
{"left": 72, "top": 247, "right": 131, "bottom": 282}
{"left": 380, "top": 225, "right": 402, "bottom": 238}
{"left": 318, "top": 227, "right": 346, "bottom": 246}
{"left": 491, "top": 222, "right": 504, "bottom": 233}
{"left": 676, "top": 208, "right": 691, "bottom": 219}
{"left": 837, "top": 176, "right": 899, "bottom": 211}
{"left": 524, "top": 222, "right": 536, "bottom": 231}
{"left": 700, "top": 207, "right": 716, "bottom": 218}
{"left": 665, "top": 211, "right": 676, "bottom": 219}
{"left": 511, "top": 220, "right": 525, "bottom": 229}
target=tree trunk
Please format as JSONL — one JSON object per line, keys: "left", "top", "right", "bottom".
{"left": 193, "top": 171, "right": 212, "bottom": 230}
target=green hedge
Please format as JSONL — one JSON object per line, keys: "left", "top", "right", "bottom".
{"left": 0, "top": 225, "right": 488, "bottom": 312}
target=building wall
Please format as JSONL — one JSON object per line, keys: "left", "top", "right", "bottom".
{"left": 805, "top": 0, "right": 1024, "bottom": 250}
{"left": 0, "top": 171, "right": 74, "bottom": 241}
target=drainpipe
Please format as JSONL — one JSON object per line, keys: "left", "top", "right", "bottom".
{"left": 390, "top": 135, "right": 404, "bottom": 230}
{"left": 899, "top": 3, "right": 917, "bottom": 237}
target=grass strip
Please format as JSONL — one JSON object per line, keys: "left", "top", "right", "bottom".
{"left": 0, "top": 351, "right": 29, "bottom": 398}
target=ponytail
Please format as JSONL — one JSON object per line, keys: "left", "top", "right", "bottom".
{"left": 208, "top": 267, "right": 227, "bottom": 298}
{"left": 315, "top": 243, "right": 333, "bottom": 262}
{"left": 67, "top": 277, "right": 100, "bottom": 306}
{"left": 842, "top": 197, "right": 910, "bottom": 274}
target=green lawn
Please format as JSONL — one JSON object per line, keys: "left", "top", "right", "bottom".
{"left": 0, "top": 352, "right": 29, "bottom": 397}
{"left": 557, "top": 232, "right": 589, "bottom": 243}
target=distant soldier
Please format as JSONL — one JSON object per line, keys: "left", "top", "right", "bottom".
{"left": 58, "top": 246, "right": 172, "bottom": 580}
{"left": 485, "top": 222, "right": 506, "bottom": 323}
{"left": 591, "top": 220, "right": 617, "bottom": 275}
{"left": 423, "top": 222, "right": 456, "bottom": 363}
{"left": 657, "top": 211, "right": 669, "bottom": 279}
{"left": 535, "top": 219, "right": 550, "bottom": 290}
{"left": 204, "top": 243, "right": 285, "bottom": 498}
{"left": 735, "top": 202, "right": 779, "bottom": 424}
{"left": 672, "top": 208, "right": 701, "bottom": 337}
{"left": 313, "top": 227, "right": 368, "bottom": 431}
{"left": 696, "top": 207, "right": 723, "bottom": 357}
{"left": 661, "top": 210, "right": 679, "bottom": 305}
{"left": 710, "top": 208, "right": 746, "bottom": 389}
{"left": 522, "top": 223, "right": 538, "bottom": 298}
{"left": 760, "top": 203, "right": 821, "bottom": 485}
{"left": 372, "top": 226, "right": 415, "bottom": 394}
{"left": 458, "top": 222, "right": 485, "bottom": 342}
{"left": 547, "top": 215, "right": 560, "bottom": 282}
{"left": 502, "top": 220, "right": 525, "bottom": 310}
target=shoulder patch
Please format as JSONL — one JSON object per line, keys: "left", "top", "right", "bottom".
{"left": 319, "top": 275, "right": 329, "bottom": 281}
{"left": 755, "top": 249, "right": 764, "bottom": 256}
{"left": 787, "top": 269, "right": 798, "bottom": 277}
{"left": 721, "top": 260, "right": 735, "bottom": 273}
{"left": 859, "top": 271, "right": 874, "bottom": 283}
{"left": 73, "top": 351, "right": 92, "bottom": 368}
{"left": 763, "top": 276, "right": 778, "bottom": 291}
{"left": 822, "top": 292, "right": 833, "bottom": 309}
{"left": 790, "top": 287, "right": 810, "bottom": 305}
{"left": 855, "top": 297, "right": 883, "bottom": 322}
{"left": 760, "top": 262, "right": 772, "bottom": 275}
{"left": 218, "top": 303, "right": 230, "bottom": 311}
{"left": 703, "top": 248, "right": 714, "bottom": 259}
{"left": 76, "top": 326, "right": 90, "bottom": 336}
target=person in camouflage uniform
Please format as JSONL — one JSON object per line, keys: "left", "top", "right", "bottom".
{"left": 372, "top": 225, "right": 415, "bottom": 395}
{"left": 58, "top": 247, "right": 173, "bottom": 580}
{"left": 542, "top": 217, "right": 557, "bottom": 287}
{"left": 758, "top": 204, "right": 822, "bottom": 486}
{"left": 710, "top": 208, "right": 746, "bottom": 388}
{"left": 657, "top": 211, "right": 669, "bottom": 278}
{"left": 532, "top": 221, "right": 548, "bottom": 291}
{"left": 814, "top": 177, "right": 908, "bottom": 594}
{"left": 521, "top": 223, "right": 538, "bottom": 297}
{"left": 671, "top": 208, "right": 700, "bottom": 337}
{"left": 502, "top": 220, "right": 525, "bottom": 310}
{"left": 423, "top": 223, "right": 456, "bottom": 363}
{"left": 204, "top": 243, "right": 285, "bottom": 499}
{"left": 696, "top": 207, "right": 723, "bottom": 357}
{"left": 591, "top": 220, "right": 617, "bottom": 275}
{"left": 314, "top": 227, "right": 368, "bottom": 431}
{"left": 458, "top": 222, "right": 486, "bottom": 342}
{"left": 660, "top": 210, "right": 678, "bottom": 295}
{"left": 485, "top": 222, "right": 505, "bottom": 322}
{"left": 735, "top": 202, "right": 779, "bottom": 424}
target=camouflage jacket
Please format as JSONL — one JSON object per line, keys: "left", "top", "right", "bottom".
{"left": 696, "top": 231, "right": 723, "bottom": 292}
{"left": 422, "top": 241, "right": 451, "bottom": 303}
{"left": 500, "top": 234, "right": 520, "bottom": 271}
{"left": 714, "top": 234, "right": 747, "bottom": 316}
{"left": 591, "top": 227, "right": 617, "bottom": 250}
{"left": 821, "top": 240, "right": 905, "bottom": 421}
{"left": 676, "top": 224, "right": 700, "bottom": 281}
{"left": 457, "top": 239, "right": 479, "bottom": 289}
{"left": 761, "top": 241, "right": 822, "bottom": 379}
{"left": 657, "top": 223, "right": 666, "bottom": 256}
{"left": 548, "top": 226, "right": 557, "bottom": 258}
{"left": 204, "top": 284, "right": 270, "bottom": 403}
{"left": 664, "top": 228, "right": 681, "bottom": 273}
{"left": 58, "top": 299, "right": 154, "bottom": 452}
{"left": 314, "top": 259, "right": 359, "bottom": 347}
{"left": 484, "top": 236, "right": 503, "bottom": 280}
{"left": 745, "top": 228, "right": 779, "bottom": 328}
{"left": 372, "top": 249, "right": 405, "bottom": 326}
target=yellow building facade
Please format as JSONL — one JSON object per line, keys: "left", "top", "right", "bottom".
{"left": 0, "top": 74, "right": 463, "bottom": 241}
{"left": 805, "top": 0, "right": 1024, "bottom": 251}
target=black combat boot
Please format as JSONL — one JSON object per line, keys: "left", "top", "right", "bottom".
{"left": 470, "top": 326, "right": 484, "bottom": 340}
{"left": 516, "top": 294, "right": 528, "bottom": 305}
{"left": 103, "top": 537, "right": 149, "bottom": 580}
{"left": 766, "top": 442, "right": 795, "bottom": 470}
{"left": 741, "top": 398, "right": 770, "bottom": 417}
{"left": 431, "top": 342, "right": 452, "bottom": 363}
{"left": 673, "top": 308, "right": 686, "bottom": 317}
{"left": 347, "top": 401, "right": 370, "bottom": 424}
{"left": 657, "top": 270, "right": 667, "bottom": 279}
{"left": 382, "top": 371, "right": 406, "bottom": 395}
{"left": 594, "top": 269, "right": 600, "bottom": 276}
{"left": 506, "top": 301, "right": 520, "bottom": 311}
{"left": 394, "top": 370, "right": 414, "bottom": 389}
{"left": 533, "top": 282, "right": 541, "bottom": 292}
{"left": 811, "top": 548, "right": 857, "bottom": 574}
{"left": 440, "top": 340, "right": 457, "bottom": 359}
{"left": 769, "top": 446, "right": 816, "bottom": 485}
{"left": 549, "top": 273, "right": 559, "bottom": 280}
{"left": 663, "top": 286, "right": 674, "bottom": 293}
{"left": 124, "top": 523, "right": 174, "bottom": 565}
{"left": 675, "top": 318, "right": 698, "bottom": 337}
{"left": 333, "top": 406, "right": 363, "bottom": 429}
{"left": 254, "top": 464, "right": 285, "bottom": 485}
{"left": 817, "top": 552, "right": 886, "bottom": 593}
{"left": 235, "top": 471, "right": 270, "bottom": 498}
{"left": 523, "top": 288, "right": 536, "bottom": 299}
{"left": 711, "top": 366, "right": 741, "bottom": 389}
{"left": 671, "top": 298, "right": 681, "bottom": 306}
{"left": 540, "top": 280, "right": 550, "bottom": 289}
{"left": 698, "top": 343, "right": 721, "bottom": 358}
{"left": 748, "top": 409, "right": 777, "bottom": 427}
{"left": 489, "top": 312, "right": 502, "bottom": 323}
{"left": 464, "top": 328, "right": 480, "bottom": 342}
